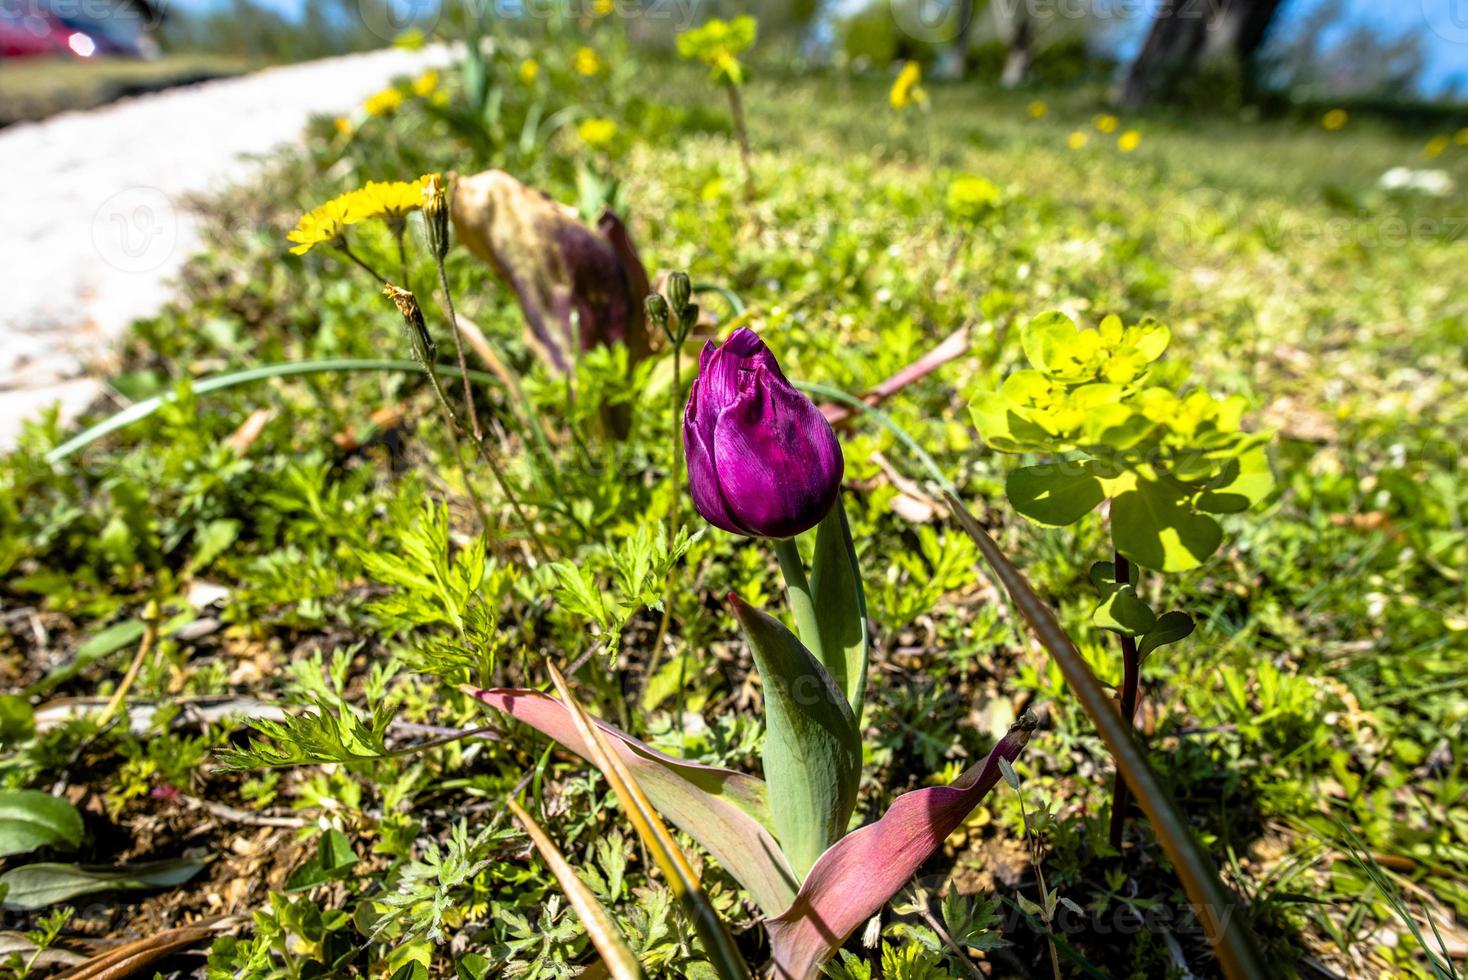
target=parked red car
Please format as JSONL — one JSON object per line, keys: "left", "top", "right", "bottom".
{"left": 0, "top": 8, "right": 71, "bottom": 57}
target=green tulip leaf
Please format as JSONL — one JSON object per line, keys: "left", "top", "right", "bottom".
{"left": 729, "top": 595, "right": 861, "bottom": 882}
{"left": 0, "top": 858, "right": 206, "bottom": 911}
{"left": 0, "top": 791, "right": 84, "bottom": 858}
{"left": 1007, "top": 463, "right": 1106, "bottom": 527}
{"left": 1092, "top": 584, "right": 1157, "bottom": 636}
{"left": 809, "top": 499, "right": 869, "bottom": 717}
{"left": 1111, "top": 476, "right": 1223, "bottom": 572}
{"left": 1139, "top": 611, "right": 1196, "bottom": 660}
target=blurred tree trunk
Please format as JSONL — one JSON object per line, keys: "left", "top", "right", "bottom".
{"left": 1116, "top": 0, "right": 1284, "bottom": 107}
{"left": 934, "top": 0, "right": 978, "bottom": 80}
{"left": 1000, "top": 8, "right": 1032, "bottom": 88}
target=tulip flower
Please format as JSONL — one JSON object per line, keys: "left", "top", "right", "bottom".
{"left": 683, "top": 328, "right": 843, "bottom": 539}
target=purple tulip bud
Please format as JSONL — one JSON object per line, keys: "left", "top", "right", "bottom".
{"left": 683, "top": 328, "right": 844, "bottom": 538}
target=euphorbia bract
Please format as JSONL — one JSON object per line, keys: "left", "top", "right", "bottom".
{"left": 473, "top": 326, "right": 1034, "bottom": 978}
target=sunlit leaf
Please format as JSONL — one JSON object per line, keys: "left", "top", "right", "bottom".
{"left": 1138, "top": 611, "right": 1196, "bottom": 660}
{"left": 729, "top": 595, "right": 861, "bottom": 881}
{"left": 945, "top": 492, "right": 1268, "bottom": 980}
{"left": 764, "top": 714, "right": 1037, "bottom": 980}
{"left": 1007, "top": 462, "right": 1105, "bottom": 527}
{"left": 1111, "top": 476, "right": 1223, "bottom": 571}
{"left": 468, "top": 687, "right": 797, "bottom": 917}
{"left": 809, "top": 499, "right": 869, "bottom": 715}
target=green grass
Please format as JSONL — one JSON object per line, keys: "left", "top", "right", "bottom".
{"left": 0, "top": 54, "right": 254, "bottom": 125}
{"left": 0, "top": 32, "right": 1464, "bottom": 980}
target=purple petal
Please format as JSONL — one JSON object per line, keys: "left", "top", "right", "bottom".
{"left": 713, "top": 366, "right": 844, "bottom": 538}
{"left": 684, "top": 385, "right": 749, "bottom": 535}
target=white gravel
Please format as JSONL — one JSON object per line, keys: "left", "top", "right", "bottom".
{"left": 0, "top": 45, "right": 453, "bottom": 450}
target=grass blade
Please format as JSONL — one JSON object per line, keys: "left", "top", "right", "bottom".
{"left": 505, "top": 796, "right": 646, "bottom": 980}
{"left": 944, "top": 491, "right": 1269, "bottom": 980}
{"left": 542, "top": 662, "right": 751, "bottom": 980}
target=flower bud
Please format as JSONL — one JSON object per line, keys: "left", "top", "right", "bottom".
{"left": 383, "top": 284, "right": 436, "bottom": 365}
{"left": 667, "top": 271, "right": 692, "bottom": 319}
{"left": 683, "top": 328, "right": 843, "bottom": 538}
{"left": 645, "top": 294, "right": 671, "bottom": 339}
{"left": 421, "top": 173, "right": 450, "bottom": 262}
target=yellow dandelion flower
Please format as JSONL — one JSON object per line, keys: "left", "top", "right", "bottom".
{"left": 577, "top": 117, "right": 618, "bottom": 149}
{"left": 593, "top": 0, "right": 614, "bottom": 15}
{"left": 1067, "top": 131, "right": 1089, "bottom": 150}
{"left": 1456, "top": 127, "right": 1468, "bottom": 146}
{"left": 363, "top": 87, "right": 404, "bottom": 117}
{"left": 352, "top": 177, "right": 431, "bottom": 223}
{"left": 411, "top": 69, "right": 439, "bottom": 99}
{"left": 519, "top": 58, "right": 540, "bottom": 84}
{"left": 890, "top": 60, "right": 927, "bottom": 110}
{"left": 1094, "top": 113, "right": 1119, "bottom": 133}
{"left": 574, "top": 47, "right": 601, "bottom": 76}
{"left": 1118, "top": 130, "right": 1141, "bottom": 152}
{"left": 1322, "top": 109, "right": 1347, "bottom": 130}
{"left": 1425, "top": 135, "right": 1450, "bottom": 158}
{"left": 334, "top": 116, "right": 353, "bottom": 138}
{"left": 287, "top": 195, "right": 358, "bottom": 255}
{"left": 1027, "top": 99, "right": 1047, "bottom": 119}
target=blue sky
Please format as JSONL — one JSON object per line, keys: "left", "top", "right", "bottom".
{"left": 173, "top": 0, "right": 1468, "bottom": 97}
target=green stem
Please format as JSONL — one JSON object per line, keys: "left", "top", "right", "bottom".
{"left": 773, "top": 536, "right": 823, "bottom": 663}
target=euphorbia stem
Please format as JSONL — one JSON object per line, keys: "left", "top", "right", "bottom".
{"left": 1109, "top": 552, "right": 1141, "bottom": 849}
{"left": 773, "top": 536, "right": 824, "bottom": 664}
{"left": 724, "top": 82, "right": 756, "bottom": 205}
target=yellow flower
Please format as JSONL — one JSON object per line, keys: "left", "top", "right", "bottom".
{"left": 593, "top": 0, "right": 614, "bottom": 14}
{"left": 1321, "top": 108, "right": 1347, "bottom": 131}
{"left": 574, "top": 47, "right": 601, "bottom": 76}
{"left": 577, "top": 117, "right": 618, "bottom": 149}
{"left": 1094, "top": 113, "right": 1119, "bottom": 134}
{"left": 351, "top": 177, "right": 432, "bottom": 223}
{"left": 946, "top": 176, "right": 1001, "bottom": 220}
{"left": 519, "top": 58, "right": 540, "bottom": 84}
{"left": 1067, "top": 131, "right": 1089, "bottom": 150}
{"left": 1117, "top": 130, "right": 1141, "bottom": 152}
{"left": 412, "top": 69, "right": 439, "bottom": 98}
{"left": 363, "top": 87, "right": 404, "bottom": 117}
{"left": 890, "top": 60, "right": 927, "bottom": 110}
{"left": 1425, "top": 135, "right": 1450, "bottom": 158}
{"left": 1456, "top": 127, "right": 1468, "bottom": 146}
{"left": 287, "top": 195, "right": 358, "bottom": 255}
{"left": 334, "top": 116, "right": 353, "bottom": 138}
{"left": 1027, "top": 99, "right": 1047, "bottom": 119}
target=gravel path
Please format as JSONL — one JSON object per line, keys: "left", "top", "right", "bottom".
{"left": 0, "top": 45, "right": 452, "bottom": 450}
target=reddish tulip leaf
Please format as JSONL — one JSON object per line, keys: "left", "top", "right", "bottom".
{"left": 469, "top": 688, "right": 798, "bottom": 917}
{"left": 764, "top": 714, "right": 1037, "bottom": 980}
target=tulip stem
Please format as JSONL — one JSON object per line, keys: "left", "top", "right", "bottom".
{"left": 773, "top": 536, "right": 824, "bottom": 665}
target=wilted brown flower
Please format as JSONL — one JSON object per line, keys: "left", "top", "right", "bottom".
{"left": 449, "top": 169, "right": 650, "bottom": 375}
